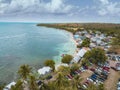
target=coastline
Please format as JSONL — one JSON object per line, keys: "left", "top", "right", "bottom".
{"left": 42, "top": 27, "right": 78, "bottom": 66}
{"left": 66, "top": 30, "right": 78, "bottom": 56}
{"left": 37, "top": 26, "right": 78, "bottom": 65}
{"left": 54, "top": 31, "right": 77, "bottom": 68}
{"left": 0, "top": 23, "right": 78, "bottom": 83}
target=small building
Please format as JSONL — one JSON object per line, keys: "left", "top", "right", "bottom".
{"left": 38, "top": 66, "right": 51, "bottom": 75}
{"left": 96, "top": 39, "right": 102, "bottom": 45}
{"left": 72, "top": 47, "right": 89, "bottom": 63}
{"left": 90, "top": 43, "right": 96, "bottom": 48}
{"left": 91, "top": 37, "right": 97, "bottom": 42}
{"left": 4, "top": 82, "right": 16, "bottom": 90}
{"left": 85, "top": 34, "right": 91, "bottom": 38}
{"left": 79, "top": 36, "right": 86, "bottom": 40}
{"left": 74, "top": 35, "right": 80, "bottom": 39}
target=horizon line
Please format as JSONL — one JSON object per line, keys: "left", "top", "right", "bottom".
{"left": 0, "top": 21, "right": 120, "bottom": 24}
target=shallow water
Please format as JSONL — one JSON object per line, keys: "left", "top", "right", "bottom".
{"left": 0, "top": 22, "right": 76, "bottom": 83}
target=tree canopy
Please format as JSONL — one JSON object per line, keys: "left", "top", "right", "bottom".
{"left": 84, "top": 48, "right": 107, "bottom": 64}
{"left": 70, "top": 63, "right": 79, "bottom": 73}
{"left": 28, "top": 75, "right": 39, "bottom": 90}
{"left": 61, "top": 54, "right": 73, "bottom": 64}
{"left": 10, "top": 80, "right": 23, "bottom": 90}
{"left": 44, "top": 60, "right": 55, "bottom": 71}
{"left": 111, "top": 36, "right": 120, "bottom": 46}
{"left": 18, "top": 64, "right": 32, "bottom": 80}
{"left": 57, "top": 66, "right": 70, "bottom": 76}
{"left": 81, "top": 38, "right": 90, "bottom": 47}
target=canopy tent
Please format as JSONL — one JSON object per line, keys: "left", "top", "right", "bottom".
{"left": 4, "top": 82, "right": 16, "bottom": 90}
{"left": 38, "top": 66, "right": 51, "bottom": 75}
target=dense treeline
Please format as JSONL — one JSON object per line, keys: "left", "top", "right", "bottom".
{"left": 37, "top": 23, "right": 120, "bottom": 35}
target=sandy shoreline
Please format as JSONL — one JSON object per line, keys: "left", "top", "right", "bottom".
{"left": 67, "top": 31, "right": 78, "bottom": 56}
{"left": 55, "top": 30, "right": 78, "bottom": 67}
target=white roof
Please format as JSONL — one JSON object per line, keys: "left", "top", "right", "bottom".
{"left": 72, "top": 55, "right": 81, "bottom": 63}
{"left": 77, "top": 48, "right": 88, "bottom": 57}
{"left": 38, "top": 66, "right": 51, "bottom": 75}
{"left": 4, "top": 82, "right": 16, "bottom": 90}
{"left": 90, "top": 43, "right": 96, "bottom": 47}
{"left": 72, "top": 48, "right": 89, "bottom": 63}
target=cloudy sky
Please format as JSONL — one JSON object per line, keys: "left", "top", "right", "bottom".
{"left": 0, "top": 0, "right": 120, "bottom": 23}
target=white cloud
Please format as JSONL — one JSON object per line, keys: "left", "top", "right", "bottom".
{"left": 0, "top": 0, "right": 72, "bottom": 15}
{"left": 99, "top": 0, "right": 109, "bottom": 5}
{"left": 96, "top": 0, "right": 120, "bottom": 16}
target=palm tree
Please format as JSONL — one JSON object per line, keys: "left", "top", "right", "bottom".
{"left": 70, "top": 63, "right": 79, "bottom": 73}
{"left": 40, "top": 82, "right": 49, "bottom": 90}
{"left": 10, "top": 80, "right": 23, "bottom": 90}
{"left": 85, "top": 83, "right": 105, "bottom": 90}
{"left": 18, "top": 64, "right": 32, "bottom": 81}
{"left": 55, "top": 72, "right": 70, "bottom": 90}
{"left": 47, "top": 82, "right": 56, "bottom": 90}
{"left": 71, "top": 75, "right": 83, "bottom": 90}
{"left": 0, "top": 83, "right": 5, "bottom": 90}
{"left": 57, "top": 66, "right": 70, "bottom": 76}
{"left": 86, "top": 84, "right": 97, "bottom": 90}
{"left": 98, "top": 84, "right": 105, "bottom": 90}
{"left": 28, "top": 75, "right": 39, "bottom": 90}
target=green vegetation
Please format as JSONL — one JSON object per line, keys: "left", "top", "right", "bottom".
{"left": 10, "top": 80, "right": 23, "bottom": 90}
{"left": 57, "top": 66, "right": 70, "bottom": 76}
{"left": 37, "top": 23, "right": 120, "bottom": 35}
{"left": 79, "top": 38, "right": 90, "bottom": 48}
{"left": 70, "top": 63, "right": 79, "bottom": 73}
{"left": 44, "top": 60, "right": 55, "bottom": 71}
{"left": 84, "top": 48, "right": 107, "bottom": 65}
{"left": 0, "top": 83, "right": 5, "bottom": 90}
{"left": 77, "top": 38, "right": 90, "bottom": 48}
{"left": 61, "top": 54, "right": 73, "bottom": 64}
{"left": 18, "top": 64, "right": 32, "bottom": 81}
{"left": 112, "top": 35, "right": 120, "bottom": 46}
{"left": 109, "top": 35, "right": 120, "bottom": 54}
{"left": 28, "top": 75, "right": 39, "bottom": 90}
{"left": 55, "top": 72, "right": 69, "bottom": 90}
{"left": 71, "top": 75, "right": 82, "bottom": 90}
{"left": 86, "top": 84, "right": 105, "bottom": 90}
{"left": 39, "top": 82, "right": 49, "bottom": 90}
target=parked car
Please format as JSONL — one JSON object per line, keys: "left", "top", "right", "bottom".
{"left": 76, "top": 70, "right": 82, "bottom": 73}
{"left": 111, "top": 67, "right": 117, "bottom": 71}
{"left": 117, "top": 82, "right": 120, "bottom": 90}
{"left": 83, "top": 84, "right": 87, "bottom": 89}
{"left": 36, "top": 80, "right": 43, "bottom": 86}
{"left": 90, "top": 68, "right": 95, "bottom": 72}
{"left": 80, "top": 67, "right": 86, "bottom": 72}
{"left": 118, "top": 78, "right": 120, "bottom": 82}
{"left": 67, "top": 74, "right": 73, "bottom": 79}
{"left": 46, "top": 75, "right": 52, "bottom": 80}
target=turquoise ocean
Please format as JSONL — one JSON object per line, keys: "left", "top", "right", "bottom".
{"left": 0, "top": 22, "right": 76, "bottom": 83}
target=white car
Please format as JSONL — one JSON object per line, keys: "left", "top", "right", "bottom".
{"left": 117, "top": 82, "right": 120, "bottom": 90}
